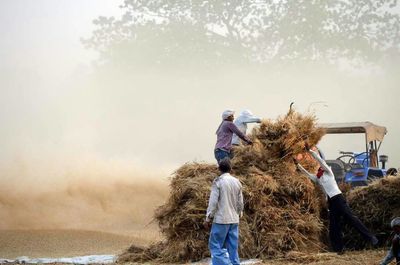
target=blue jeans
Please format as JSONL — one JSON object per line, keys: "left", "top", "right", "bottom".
{"left": 214, "top": 149, "right": 232, "bottom": 163}
{"left": 380, "top": 246, "right": 400, "bottom": 265}
{"left": 381, "top": 234, "right": 400, "bottom": 265}
{"left": 209, "top": 223, "right": 240, "bottom": 265}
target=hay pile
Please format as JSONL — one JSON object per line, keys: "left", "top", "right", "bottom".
{"left": 344, "top": 176, "right": 400, "bottom": 249}
{"left": 118, "top": 111, "right": 327, "bottom": 263}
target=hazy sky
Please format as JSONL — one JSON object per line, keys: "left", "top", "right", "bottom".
{"left": 0, "top": 0, "right": 122, "bottom": 78}
{"left": 0, "top": 0, "right": 399, "bottom": 180}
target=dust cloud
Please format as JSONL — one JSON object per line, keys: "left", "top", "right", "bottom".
{"left": 0, "top": 61, "right": 399, "bottom": 236}
{"left": 0, "top": 155, "right": 169, "bottom": 236}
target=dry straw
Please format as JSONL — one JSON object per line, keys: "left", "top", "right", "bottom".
{"left": 344, "top": 176, "right": 400, "bottom": 249}
{"left": 118, "top": 111, "right": 328, "bottom": 263}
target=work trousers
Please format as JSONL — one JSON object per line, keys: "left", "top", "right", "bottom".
{"left": 380, "top": 235, "right": 400, "bottom": 265}
{"left": 214, "top": 149, "right": 232, "bottom": 163}
{"left": 209, "top": 223, "right": 240, "bottom": 265}
{"left": 394, "top": 236, "right": 400, "bottom": 264}
{"left": 328, "top": 194, "right": 374, "bottom": 252}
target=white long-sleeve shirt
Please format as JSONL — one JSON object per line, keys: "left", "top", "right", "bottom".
{"left": 297, "top": 150, "right": 342, "bottom": 199}
{"left": 206, "top": 173, "right": 244, "bottom": 224}
{"left": 232, "top": 111, "right": 261, "bottom": 145}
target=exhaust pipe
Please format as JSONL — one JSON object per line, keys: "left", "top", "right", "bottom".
{"left": 379, "top": 155, "right": 388, "bottom": 169}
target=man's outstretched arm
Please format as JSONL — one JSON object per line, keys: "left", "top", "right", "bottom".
{"left": 308, "top": 149, "right": 331, "bottom": 173}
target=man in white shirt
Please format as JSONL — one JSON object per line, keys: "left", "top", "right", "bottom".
{"left": 231, "top": 109, "right": 261, "bottom": 146}
{"left": 205, "top": 158, "right": 244, "bottom": 265}
{"left": 295, "top": 143, "right": 378, "bottom": 254}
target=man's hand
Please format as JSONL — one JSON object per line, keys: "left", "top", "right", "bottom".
{"left": 203, "top": 220, "right": 211, "bottom": 230}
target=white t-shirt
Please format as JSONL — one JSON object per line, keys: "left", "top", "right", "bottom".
{"left": 298, "top": 150, "right": 342, "bottom": 199}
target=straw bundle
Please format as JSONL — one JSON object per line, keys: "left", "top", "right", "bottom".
{"left": 343, "top": 176, "right": 400, "bottom": 249}
{"left": 118, "top": 111, "right": 327, "bottom": 263}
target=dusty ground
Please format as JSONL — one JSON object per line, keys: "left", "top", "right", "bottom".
{"left": 0, "top": 229, "right": 160, "bottom": 259}
{"left": 120, "top": 250, "right": 388, "bottom": 265}
{"left": 0, "top": 230, "right": 389, "bottom": 264}
{"left": 258, "top": 250, "right": 387, "bottom": 265}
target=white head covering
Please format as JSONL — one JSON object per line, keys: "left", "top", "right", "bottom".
{"left": 216, "top": 109, "right": 235, "bottom": 134}
{"left": 391, "top": 217, "right": 400, "bottom": 228}
{"left": 238, "top": 109, "right": 253, "bottom": 119}
{"left": 222, "top": 109, "right": 235, "bottom": 120}
{"left": 231, "top": 109, "right": 260, "bottom": 144}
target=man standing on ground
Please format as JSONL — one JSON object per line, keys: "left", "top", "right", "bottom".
{"left": 215, "top": 110, "right": 252, "bottom": 163}
{"left": 205, "top": 158, "right": 244, "bottom": 265}
{"left": 295, "top": 143, "right": 378, "bottom": 254}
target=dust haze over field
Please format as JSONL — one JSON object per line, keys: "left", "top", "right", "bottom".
{"left": 0, "top": 156, "right": 168, "bottom": 236}
{"left": 0, "top": 0, "right": 400, "bottom": 240}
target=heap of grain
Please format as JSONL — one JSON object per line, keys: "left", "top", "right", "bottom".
{"left": 344, "top": 176, "right": 400, "bottom": 249}
{"left": 119, "top": 111, "right": 327, "bottom": 263}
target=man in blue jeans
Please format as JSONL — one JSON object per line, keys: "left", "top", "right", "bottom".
{"left": 381, "top": 217, "right": 400, "bottom": 265}
{"left": 215, "top": 110, "right": 252, "bottom": 163}
{"left": 204, "top": 158, "right": 244, "bottom": 265}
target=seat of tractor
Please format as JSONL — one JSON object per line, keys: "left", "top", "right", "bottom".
{"left": 349, "top": 163, "right": 364, "bottom": 169}
{"left": 326, "top": 160, "right": 346, "bottom": 181}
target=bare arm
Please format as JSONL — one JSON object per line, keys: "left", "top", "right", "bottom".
{"left": 206, "top": 180, "right": 220, "bottom": 221}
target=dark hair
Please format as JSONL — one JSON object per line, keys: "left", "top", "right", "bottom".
{"left": 218, "top": 158, "right": 231, "bottom": 173}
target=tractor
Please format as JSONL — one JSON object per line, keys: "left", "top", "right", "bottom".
{"left": 319, "top": 122, "right": 397, "bottom": 187}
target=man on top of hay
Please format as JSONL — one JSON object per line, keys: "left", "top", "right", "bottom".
{"left": 231, "top": 109, "right": 261, "bottom": 146}
{"left": 205, "top": 158, "right": 244, "bottom": 265}
{"left": 380, "top": 217, "right": 400, "bottom": 265}
{"left": 215, "top": 109, "right": 252, "bottom": 162}
{"left": 295, "top": 143, "right": 378, "bottom": 254}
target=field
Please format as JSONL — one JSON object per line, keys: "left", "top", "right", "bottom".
{"left": 0, "top": 175, "right": 166, "bottom": 263}
{"left": 1, "top": 114, "right": 396, "bottom": 265}
{"left": 0, "top": 229, "right": 389, "bottom": 264}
